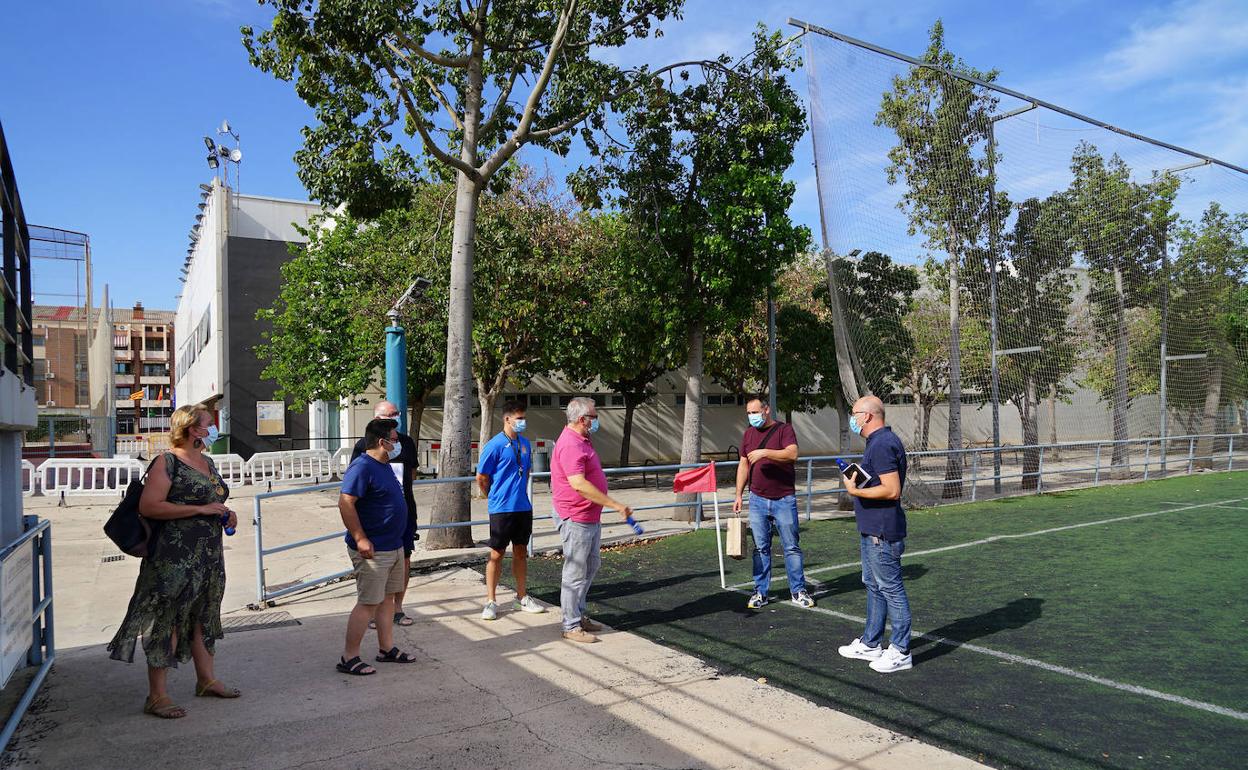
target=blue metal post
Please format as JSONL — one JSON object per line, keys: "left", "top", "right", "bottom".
{"left": 385, "top": 321, "right": 408, "bottom": 434}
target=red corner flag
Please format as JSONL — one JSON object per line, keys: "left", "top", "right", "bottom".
{"left": 673, "top": 463, "right": 718, "bottom": 494}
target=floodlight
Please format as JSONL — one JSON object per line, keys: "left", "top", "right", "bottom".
{"left": 199, "top": 184, "right": 212, "bottom": 193}
{"left": 848, "top": 248, "right": 862, "bottom": 257}
{"left": 206, "top": 152, "right": 219, "bottom": 169}
{"left": 203, "top": 136, "right": 216, "bottom": 151}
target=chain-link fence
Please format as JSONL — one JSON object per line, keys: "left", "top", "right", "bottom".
{"left": 792, "top": 20, "right": 1248, "bottom": 498}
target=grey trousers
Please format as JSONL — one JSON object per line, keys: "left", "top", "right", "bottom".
{"left": 556, "top": 517, "right": 602, "bottom": 632}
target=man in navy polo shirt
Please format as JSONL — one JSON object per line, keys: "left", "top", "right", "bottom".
{"left": 476, "top": 400, "right": 546, "bottom": 621}
{"left": 837, "top": 395, "right": 913, "bottom": 673}
{"left": 336, "top": 418, "right": 415, "bottom": 675}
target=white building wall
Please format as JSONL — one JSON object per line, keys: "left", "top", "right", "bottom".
{"left": 174, "top": 180, "right": 227, "bottom": 409}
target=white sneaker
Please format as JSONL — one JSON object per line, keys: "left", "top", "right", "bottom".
{"left": 481, "top": 601, "right": 498, "bottom": 621}
{"left": 514, "top": 595, "right": 546, "bottom": 614}
{"left": 791, "top": 590, "right": 815, "bottom": 608}
{"left": 837, "top": 637, "right": 883, "bottom": 661}
{"left": 869, "top": 646, "right": 913, "bottom": 673}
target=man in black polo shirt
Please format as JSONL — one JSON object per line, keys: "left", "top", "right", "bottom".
{"left": 352, "top": 400, "right": 419, "bottom": 627}
{"left": 837, "top": 395, "right": 912, "bottom": 673}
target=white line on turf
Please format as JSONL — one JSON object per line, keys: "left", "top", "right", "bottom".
{"left": 725, "top": 587, "right": 1248, "bottom": 722}
{"left": 728, "top": 496, "right": 1248, "bottom": 591}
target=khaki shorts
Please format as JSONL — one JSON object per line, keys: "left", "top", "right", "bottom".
{"left": 349, "top": 547, "right": 408, "bottom": 605}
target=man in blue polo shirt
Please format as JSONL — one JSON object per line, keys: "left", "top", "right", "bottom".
{"left": 476, "top": 400, "right": 546, "bottom": 621}
{"left": 837, "top": 395, "right": 913, "bottom": 673}
{"left": 336, "top": 418, "right": 415, "bottom": 675}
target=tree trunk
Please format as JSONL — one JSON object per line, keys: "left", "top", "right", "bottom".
{"left": 619, "top": 396, "right": 639, "bottom": 467}
{"left": 1020, "top": 375, "right": 1040, "bottom": 490}
{"left": 410, "top": 397, "right": 427, "bottom": 443}
{"left": 1047, "top": 382, "right": 1058, "bottom": 459}
{"left": 1110, "top": 268, "right": 1130, "bottom": 475}
{"left": 921, "top": 401, "right": 933, "bottom": 456}
{"left": 944, "top": 253, "right": 964, "bottom": 499}
{"left": 429, "top": 65, "right": 484, "bottom": 548}
{"left": 476, "top": 382, "right": 498, "bottom": 450}
{"left": 1195, "top": 361, "right": 1223, "bottom": 469}
{"left": 676, "top": 319, "right": 705, "bottom": 522}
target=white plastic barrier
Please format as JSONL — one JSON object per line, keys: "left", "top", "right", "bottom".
{"left": 245, "top": 451, "right": 287, "bottom": 486}
{"left": 21, "top": 460, "right": 37, "bottom": 498}
{"left": 38, "top": 458, "right": 145, "bottom": 498}
{"left": 331, "top": 446, "right": 353, "bottom": 478}
{"left": 284, "top": 449, "right": 332, "bottom": 483}
{"left": 210, "top": 453, "right": 248, "bottom": 488}
{"left": 115, "top": 434, "right": 173, "bottom": 458}
{"left": 115, "top": 436, "right": 147, "bottom": 456}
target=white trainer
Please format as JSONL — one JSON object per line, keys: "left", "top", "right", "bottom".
{"left": 514, "top": 595, "right": 546, "bottom": 614}
{"left": 837, "top": 637, "right": 883, "bottom": 661}
{"left": 481, "top": 601, "right": 498, "bottom": 621}
{"left": 869, "top": 645, "right": 913, "bottom": 673}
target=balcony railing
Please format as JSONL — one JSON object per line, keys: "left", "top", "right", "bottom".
{"left": 140, "top": 350, "right": 168, "bottom": 361}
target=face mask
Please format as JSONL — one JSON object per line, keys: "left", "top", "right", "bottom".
{"left": 748, "top": 413, "right": 765, "bottom": 429}
{"left": 588, "top": 418, "right": 600, "bottom": 434}
{"left": 386, "top": 440, "right": 402, "bottom": 461}
{"left": 204, "top": 425, "right": 220, "bottom": 445}
{"left": 513, "top": 419, "right": 527, "bottom": 433}
{"left": 849, "top": 415, "right": 863, "bottom": 436}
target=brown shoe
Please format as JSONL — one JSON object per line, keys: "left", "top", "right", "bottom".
{"left": 579, "top": 617, "right": 604, "bottom": 633}
{"left": 562, "top": 628, "right": 599, "bottom": 644}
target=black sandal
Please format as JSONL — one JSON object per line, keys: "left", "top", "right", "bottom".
{"left": 376, "top": 646, "right": 416, "bottom": 664}
{"left": 336, "top": 656, "right": 376, "bottom": 676}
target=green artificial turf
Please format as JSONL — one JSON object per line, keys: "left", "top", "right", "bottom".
{"left": 510, "top": 471, "right": 1248, "bottom": 770}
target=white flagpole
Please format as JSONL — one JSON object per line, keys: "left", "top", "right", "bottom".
{"left": 711, "top": 462, "right": 726, "bottom": 589}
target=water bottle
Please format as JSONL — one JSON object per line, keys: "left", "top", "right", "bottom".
{"left": 626, "top": 515, "right": 644, "bottom": 536}
{"left": 221, "top": 512, "right": 235, "bottom": 537}
{"left": 834, "top": 458, "right": 850, "bottom": 473}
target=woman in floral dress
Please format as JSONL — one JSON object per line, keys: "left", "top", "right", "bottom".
{"left": 108, "top": 404, "right": 240, "bottom": 718}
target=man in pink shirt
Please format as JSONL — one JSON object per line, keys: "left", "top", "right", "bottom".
{"left": 550, "top": 397, "right": 633, "bottom": 643}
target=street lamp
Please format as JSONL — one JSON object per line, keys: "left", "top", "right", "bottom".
{"left": 385, "top": 276, "right": 433, "bottom": 434}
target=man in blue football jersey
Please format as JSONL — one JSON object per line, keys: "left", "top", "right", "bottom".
{"left": 476, "top": 400, "right": 546, "bottom": 620}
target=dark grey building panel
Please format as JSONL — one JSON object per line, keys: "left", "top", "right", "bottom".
{"left": 224, "top": 235, "right": 309, "bottom": 458}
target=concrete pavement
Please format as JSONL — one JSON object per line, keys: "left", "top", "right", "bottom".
{"left": 4, "top": 486, "right": 984, "bottom": 769}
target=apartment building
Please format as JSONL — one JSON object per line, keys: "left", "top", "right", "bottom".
{"left": 31, "top": 301, "right": 175, "bottom": 434}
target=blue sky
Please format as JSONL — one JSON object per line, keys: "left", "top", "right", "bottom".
{"left": 2, "top": 0, "right": 1246, "bottom": 311}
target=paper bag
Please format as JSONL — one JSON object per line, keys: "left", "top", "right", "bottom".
{"left": 726, "top": 517, "right": 747, "bottom": 560}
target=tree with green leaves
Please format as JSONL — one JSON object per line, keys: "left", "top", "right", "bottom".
{"left": 574, "top": 28, "right": 809, "bottom": 508}
{"left": 469, "top": 173, "right": 585, "bottom": 456}
{"left": 876, "top": 19, "right": 1000, "bottom": 497}
{"left": 964, "top": 194, "right": 1079, "bottom": 488}
{"left": 245, "top": 0, "right": 689, "bottom": 538}
{"left": 1066, "top": 143, "right": 1177, "bottom": 471}
{"left": 559, "top": 214, "right": 682, "bottom": 466}
{"left": 256, "top": 187, "right": 451, "bottom": 437}
{"left": 1170, "top": 202, "right": 1248, "bottom": 464}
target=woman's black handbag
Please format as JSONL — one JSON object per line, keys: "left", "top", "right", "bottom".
{"left": 103, "top": 456, "right": 165, "bottom": 558}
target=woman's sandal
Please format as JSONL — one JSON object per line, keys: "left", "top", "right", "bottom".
{"left": 375, "top": 646, "right": 416, "bottom": 664}
{"left": 195, "top": 679, "right": 241, "bottom": 698}
{"left": 394, "top": 612, "right": 415, "bottom": 627}
{"left": 336, "top": 656, "right": 376, "bottom": 676}
{"left": 143, "top": 695, "right": 187, "bottom": 719}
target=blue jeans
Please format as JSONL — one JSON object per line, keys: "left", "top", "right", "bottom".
{"left": 748, "top": 492, "right": 806, "bottom": 596}
{"left": 860, "top": 535, "right": 911, "bottom": 653}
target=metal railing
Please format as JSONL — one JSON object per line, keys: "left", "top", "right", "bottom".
{"left": 249, "top": 461, "right": 717, "bottom": 607}
{"left": 247, "top": 433, "right": 1245, "bottom": 607}
{"left": 0, "top": 516, "right": 54, "bottom": 751}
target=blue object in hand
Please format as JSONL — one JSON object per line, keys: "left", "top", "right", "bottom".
{"left": 626, "top": 515, "right": 644, "bottom": 536}
{"left": 221, "top": 513, "right": 235, "bottom": 537}
{"left": 834, "top": 458, "right": 850, "bottom": 472}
